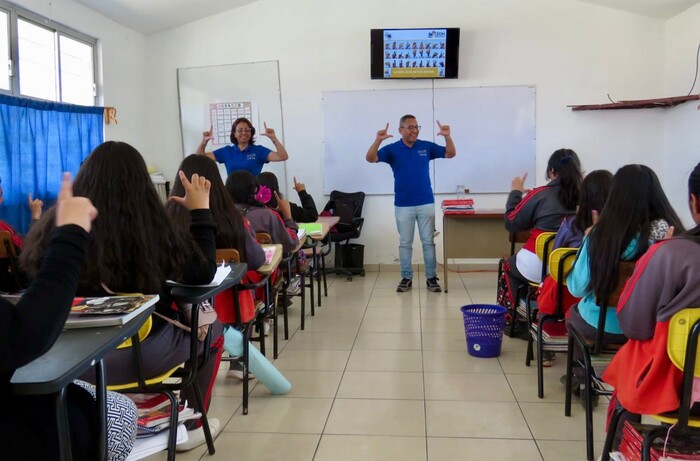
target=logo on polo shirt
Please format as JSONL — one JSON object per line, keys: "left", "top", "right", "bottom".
{"left": 418, "top": 149, "right": 428, "bottom": 157}
{"left": 247, "top": 153, "right": 257, "bottom": 160}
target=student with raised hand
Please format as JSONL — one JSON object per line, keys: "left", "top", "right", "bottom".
{"left": 601, "top": 162, "right": 700, "bottom": 448}
{"left": 566, "top": 164, "right": 685, "bottom": 344}
{"left": 2, "top": 174, "right": 140, "bottom": 460}
{"left": 20, "top": 141, "right": 224, "bottom": 452}
{"left": 257, "top": 173, "right": 319, "bottom": 223}
{"left": 197, "top": 118, "right": 288, "bottom": 177}
{"left": 504, "top": 148, "right": 582, "bottom": 303}
{"left": 168, "top": 155, "right": 265, "bottom": 271}
{"left": 226, "top": 170, "right": 300, "bottom": 253}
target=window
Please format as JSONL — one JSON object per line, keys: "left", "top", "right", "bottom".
{"left": 0, "top": 2, "right": 97, "bottom": 105}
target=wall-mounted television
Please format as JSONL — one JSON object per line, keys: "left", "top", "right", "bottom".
{"left": 371, "top": 28, "right": 460, "bottom": 79}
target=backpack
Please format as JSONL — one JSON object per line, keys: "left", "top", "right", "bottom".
{"left": 325, "top": 198, "right": 357, "bottom": 233}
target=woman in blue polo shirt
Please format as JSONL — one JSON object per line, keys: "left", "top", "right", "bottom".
{"left": 197, "top": 117, "right": 288, "bottom": 176}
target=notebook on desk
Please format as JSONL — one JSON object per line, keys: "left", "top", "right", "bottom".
{"left": 264, "top": 246, "right": 277, "bottom": 264}
{"left": 66, "top": 294, "right": 159, "bottom": 329}
{"left": 298, "top": 223, "right": 323, "bottom": 236}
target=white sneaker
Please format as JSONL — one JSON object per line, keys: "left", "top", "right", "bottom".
{"left": 176, "top": 418, "right": 220, "bottom": 452}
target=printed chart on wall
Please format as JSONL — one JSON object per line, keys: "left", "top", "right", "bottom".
{"left": 208, "top": 101, "right": 259, "bottom": 147}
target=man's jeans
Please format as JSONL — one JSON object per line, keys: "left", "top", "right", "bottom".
{"left": 395, "top": 204, "right": 437, "bottom": 280}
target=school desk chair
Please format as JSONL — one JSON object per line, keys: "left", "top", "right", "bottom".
{"left": 508, "top": 232, "right": 556, "bottom": 338}
{"left": 564, "top": 260, "right": 636, "bottom": 461}
{"left": 0, "top": 230, "right": 25, "bottom": 293}
{"left": 107, "top": 308, "right": 218, "bottom": 460}
{"left": 525, "top": 247, "right": 578, "bottom": 398}
{"left": 216, "top": 248, "right": 270, "bottom": 414}
{"left": 601, "top": 307, "right": 700, "bottom": 461}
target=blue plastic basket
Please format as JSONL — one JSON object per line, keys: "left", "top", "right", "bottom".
{"left": 461, "top": 304, "right": 508, "bottom": 358}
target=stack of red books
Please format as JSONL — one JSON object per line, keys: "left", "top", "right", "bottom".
{"left": 618, "top": 421, "right": 700, "bottom": 461}
{"left": 441, "top": 199, "right": 475, "bottom": 215}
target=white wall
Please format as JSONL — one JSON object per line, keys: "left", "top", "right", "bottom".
{"left": 143, "top": 0, "right": 676, "bottom": 265}
{"left": 16, "top": 0, "right": 148, "bottom": 153}
{"left": 663, "top": 3, "right": 700, "bottom": 228}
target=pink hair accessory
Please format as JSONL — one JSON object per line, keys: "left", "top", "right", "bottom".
{"left": 255, "top": 185, "right": 272, "bottom": 204}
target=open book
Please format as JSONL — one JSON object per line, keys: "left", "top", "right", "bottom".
{"left": 66, "top": 295, "right": 159, "bottom": 329}
{"left": 264, "top": 245, "right": 277, "bottom": 264}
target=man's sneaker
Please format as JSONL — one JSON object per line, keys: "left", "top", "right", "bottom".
{"left": 396, "top": 278, "right": 412, "bottom": 292}
{"left": 426, "top": 277, "right": 442, "bottom": 292}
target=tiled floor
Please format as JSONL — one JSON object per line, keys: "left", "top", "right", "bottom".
{"left": 146, "top": 270, "right": 608, "bottom": 460}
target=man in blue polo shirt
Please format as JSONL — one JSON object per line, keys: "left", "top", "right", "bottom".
{"left": 366, "top": 115, "right": 456, "bottom": 293}
{"left": 197, "top": 118, "right": 288, "bottom": 176}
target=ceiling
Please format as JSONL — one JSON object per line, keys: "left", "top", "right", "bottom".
{"left": 73, "top": 0, "right": 700, "bottom": 36}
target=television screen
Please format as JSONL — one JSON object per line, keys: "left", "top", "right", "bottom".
{"left": 371, "top": 28, "right": 460, "bottom": 79}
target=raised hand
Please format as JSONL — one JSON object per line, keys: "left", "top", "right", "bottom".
{"left": 274, "top": 191, "right": 291, "bottom": 220}
{"left": 202, "top": 124, "right": 214, "bottom": 143}
{"left": 511, "top": 172, "right": 528, "bottom": 193}
{"left": 261, "top": 122, "right": 277, "bottom": 140}
{"left": 293, "top": 176, "right": 305, "bottom": 193}
{"left": 169, "top": 171, "right": 211, "bottom": 210}
{"left": 663, "top": 226, "right": 675, "bottom": 240}
{"left": 55, "top": 173, "right": 98, "bottom": 232}
{"left": 376, "top": 122, "right": 393, "bottom": 142}
{"left": 436, "top": 120, "right": 451, "bottom": 137}
{"left": 28, "top": 193, "right": 44, "bottom": 220}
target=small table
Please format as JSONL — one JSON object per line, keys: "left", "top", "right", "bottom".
{"left": 442, "top": 209, "right": 524, "bottom": 293}
{"left": 11, "top": 307, "right": 155, "bottom": 461}
{"left": 168, "top": 263, "right": 248, "bottom": 304}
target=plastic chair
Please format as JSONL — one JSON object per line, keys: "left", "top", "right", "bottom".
{"left": 525, "top": 247, "right": 578, "bottom": 398}
{"left": 216, "top": 248, "right": 271, "bottom": 414}
{"left": 323, "top": 191, "right": 365, "bottom": 280}
{"left": 564, "top": 260, "right": 636, "bottom": 461}
{"left": 602, "top": 308, "right": 700, "bottom": 461}
{"left": 106, "top": 307, "right": 217, "bottom": 460}
{"left": 509, "top": 232, "right": 556, "bottom": 338}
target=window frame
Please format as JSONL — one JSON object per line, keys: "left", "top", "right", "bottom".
{"left": 0, "top": 1, "right": 98, "bottom": 105}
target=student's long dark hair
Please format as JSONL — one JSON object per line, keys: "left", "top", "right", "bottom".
{"left": 546, "top": 148, "right": 582, "bottom": 210}
{"left": 684, "top": 162, "right": 700, "bottom": 242}
{"left": 571, "top": 170, "right": 613, "bottom": 235}
{"left": 257, "top": 172, "right": 280, "bottom": 208}
{"left": 20, "top": 141, "right": 195, "bottom": 293}
{"left": 587, "top": 164, "right": 684, "bottom": 306}
{"left": 168, "top": 155, "right": 248, "bottom": 260}
{"left": 226, "top": 170, "right": 264, "bottom": 208}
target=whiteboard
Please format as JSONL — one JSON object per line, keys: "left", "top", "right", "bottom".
{"left": 322, "top": 89, "right": 434, "bottom": 194}
{"left": 322, "top": 86, "right": 535, "bottom": 194}
{"left": 177, "top": 61, "right": 287, "bottom": 192}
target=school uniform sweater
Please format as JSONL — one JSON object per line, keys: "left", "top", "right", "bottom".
{"left": 0, "top": 225, "right": 96, "bottom": 458}
{"left": 505, "top": 178, "right": 575, "bottom": 282}
{"left": 290, "top": 190, "right": 319, "bottom": 223}
{"left": 603, "top": 234, "right": 700, "bottom": 415}
{"left": 236, "top": 204, "right": 299, "bottom": 253}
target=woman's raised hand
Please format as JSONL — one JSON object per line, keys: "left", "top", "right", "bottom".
{"left": 169, "top": 171, "right": 211, "bottom": 210}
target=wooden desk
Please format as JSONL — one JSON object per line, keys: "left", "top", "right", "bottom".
{"left": 12, "top": 307, "right": 154, "bottom": 461}
{"left": 442, "top": 209, "right": 523, "bottom": 293}
{"left": 310, "top": 216, "right": 339, "bottom": 241}
{"left": 168, "top": 263, "right": 248, "bottom": 304}
{"left": 258, "top": 244, "right": 283, "bottom": 275}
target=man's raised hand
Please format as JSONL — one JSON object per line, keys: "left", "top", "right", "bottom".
{"left": 376, "top": 123, "right": 394, "bottom": 142}
{"left": 436, "top": 120, "right": 451, "bottom": 137}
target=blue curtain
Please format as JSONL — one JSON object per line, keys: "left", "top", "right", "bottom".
{"left": 0, "top": 94, "right": 103, "bottom": 234}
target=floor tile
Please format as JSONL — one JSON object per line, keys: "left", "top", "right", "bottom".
{"left": 346, "top": 349, "right": 423, "bottom": 372}
{"left": 316, "top": 435, "right": 427, "bottom": 461}
{"left": 428, "top": 437, "right": 543, "bottom": 461}
{"left": 354, "top": 332, "right": 422, "bottom": 350}
{"left": 359, "top": 317, "right": 422, "bottom": 333}
{"left": 422, "top": 350, "right": 503, "bottom": 373}
{"left": 536, "top": 440, "right": 605, "bottom": 461}
{"left": 271, "top": 349, "right": 351, "bottom": 371}
{"left": 226, "top": 397, "right": 333, "bottom": 434}
{"left": 424, "top": 372, "right": 515, "bottom": 401}
{"left": 200, "top": 433, "right": 320, "bottom": 461}
{"left": 422, "top": 333, "right": 468, "bottom": 351}
{"left": 337, "top": 371, "right": 424, "bottom": 399}
{"left": 284, "top": 331, "right": 357, "bottom": 350}
{"left": 426, "top": 401, "right": 531, "bottom": 438}
{"left": 250, "top": 370, "right": 342, "bottom": 398}
{"left": 519, "top": 401, "right": 608, "bottom": 441}
{"left": 325, "top": 399, "right": 426, "bottom": 436}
